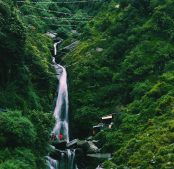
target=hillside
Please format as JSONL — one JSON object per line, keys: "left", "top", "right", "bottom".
{"left": 1, "top": 0, "right": 174, "bottom": 169}
{"left": 63, "top": 0, "right": 174, "bottom": 168}
{"left": 0, "top": 0, "right": 106, "bottom": 168}
{"left": 0, "top": 0, "right": 55, "bottom": 168}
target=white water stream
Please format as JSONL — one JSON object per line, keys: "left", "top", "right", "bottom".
{"left": 47, "top": 41, "right": 77, "bottom": 169}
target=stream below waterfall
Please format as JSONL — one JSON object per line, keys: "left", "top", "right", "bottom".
{"left": 47, "top": 41, "right": 78, "bottom": 169}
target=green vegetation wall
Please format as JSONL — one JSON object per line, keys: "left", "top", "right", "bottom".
{"left": 0, "top": 0, "right": 110, "bottom": 168}
{"left": 64, "top": 0, "right": 174, "bottom": 168}
{"left": 3, "top": 0, "right": 174, "bottom": 168}
{"left": 0, "top": 0, "right": 55, "bottom": 168}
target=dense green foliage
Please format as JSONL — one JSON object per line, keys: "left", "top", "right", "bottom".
{"left": 2, "top": 0, "right": 174, "bottom": 168}
{"left": 62, "top": 0, "right": 174, "bottom": 168}
{"left": 0, "top": 0, "right": 56, "bottom": 111}
{"left": 0, "top": 0, "right": 55, "bottom": 168}
{"left": 0, "top": 0, "right": 104, "bottom": 168}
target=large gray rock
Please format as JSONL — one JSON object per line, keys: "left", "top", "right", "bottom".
{"left": 66, "top": 139, "right": 78, "bottom": 148}
{"left": 92, "top": 140, "right": 100, "bottom": 147}
{"left": 77, "top": 140, "right": 90, "bottom": 152}
{"left": 86, "top": 136, "right": 93, "bottom": 141}
{"left": 87, "top": 141, "right": 100, "bottom": 154}
{"left": 77, "top": 140, "right": 99, "bottom": 153}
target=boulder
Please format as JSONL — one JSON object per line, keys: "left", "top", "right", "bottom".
{"left": 66, "top": 139, "right": 78, "bottom": 149}
{"left": 49, "top": 149, "right": 66, "bottom": 160}
{"left": 92, "top": 140, "right": 100, "bottom": 147}
{"left": 86, "top": 136, "right": 93, "bottom": 141}
{"left": 77, "top": 140, "right": 90, "bottom": 152}
{"left": 87, "top": 141, "right": 100, "bottom": 154}
{"left": 77, "top": 140, "right": 99, "bottom": 153}
{"left": 51, "top": 140, "right": 67, "bottom": 150}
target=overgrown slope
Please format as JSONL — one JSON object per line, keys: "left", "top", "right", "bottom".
{"left": 2, "top": 0, "right": 174, "bottom": 168}
{"left": 0, "top": 0, "right": 55, "bottom": 168}
{"left": 63, "top": 0, "right": 174, "bottom": 168}
{"left": 0, "top": 0, "right": 106, "bottom": 168}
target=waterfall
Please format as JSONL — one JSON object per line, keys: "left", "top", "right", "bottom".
{"left": 53, "top": 40, "right": 69, "bottom": 142}
{"left": 47, "top": 41, "right": 77, "bottom": 169}
{"left": 46, "top": 156, "right": 58, "bottom": 169}
{"left": 52, "top": 63, "right": 69, "bottom": 142}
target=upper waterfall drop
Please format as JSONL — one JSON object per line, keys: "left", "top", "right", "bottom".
{"left": 52, "top": 41, "right": 69, "bottom": 142}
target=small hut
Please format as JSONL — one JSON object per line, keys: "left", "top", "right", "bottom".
{"left": 101, "top": 114, "right": 114, "bottom": 128}
{"left": 92, "top": 113, "right": 116, "bottom": 135}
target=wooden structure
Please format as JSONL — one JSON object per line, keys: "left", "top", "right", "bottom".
{"left": 92, "top": 113, "right": 116, "bottom": 135}
{"left": 101, "top": 114, "right": 115, "bottom": 128}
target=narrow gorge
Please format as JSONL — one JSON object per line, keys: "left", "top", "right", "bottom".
{"left": 1, "top": 0, "right": 174, "bottom": 169}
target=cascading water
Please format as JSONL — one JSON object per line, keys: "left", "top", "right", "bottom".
{"left": 47, "top": 41, "right": 77, "bottom": 169}
{"left": 52, "top": 61, "right": 69, "bottom": 142}
{"left": 46, "top": 156, "right": 58, "bottom": 169}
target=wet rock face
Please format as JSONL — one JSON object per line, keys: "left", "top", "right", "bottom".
{"left": 76, "top": 140, "right": 100, "bottom": 153}
{"left": 52, "top": 140, "right": 67, "bottom": 150}
{"left": 75, "top": 139, "right": 101, "bottom": 169}
{"left": 49, "top": 149, "right": 62, "bottom": 160}
{"left": 66, "top": 139, "right": 78, "bottom": 149}
{"left": 87, "top": 141, "right": 100, "bottom": 154}
{"left": 77, "top": 140, "right": 89, "bottom": 152}
{"left": 49, "top": 136, "right": 101, "bottom": 168}
{"left": 76, "top": 148, "right": 86, "bottom": 169}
